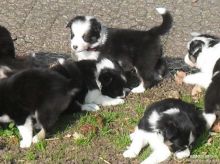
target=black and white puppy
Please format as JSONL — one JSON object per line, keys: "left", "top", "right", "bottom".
{"left": 123, "top": 98, "right": 216, "bottom": 164}
{"left": 205, "top": 58, "right": 220, "bottom": 119}
{"left": 0, "top": 68, "right": 81, "bottom": 148}
{"left": 184, "top": 33, "right": 220, "bottom": 88}
{"left": 66, "top": 7, "right": 172, "bottom": 93}
{"left": 0, "top": 25, "right": 15, "bottom": 59}
{"left": 52, "top": 58, "right": 129, "bottom": 112}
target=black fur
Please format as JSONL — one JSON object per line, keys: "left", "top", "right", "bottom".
{"left": 138, "top": 98, "right": 207, "bottom": 152}
{"left": 205, "top": 59, "right": 220, "bottom": 118}
{"left": 0, "top": 68, "right": 81, "bottom": 131}
{"left": 0, "top": 25, "right": 15, "bottom": 59}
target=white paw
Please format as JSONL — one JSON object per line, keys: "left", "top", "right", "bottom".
{"left": 175, "top": 149, "right": 190, "bottom": 159}
{"left": 123, "top": 149, "right": 138, "bottom": 158}
{"left": 183, "top": 75, "right": 193, "bottom": 84}
{"left": 81, "top": 104, "right": 100, "bottom": 111}
{"left": 131, "top": 85, "right": 145, "bottom": 93}
{"left": 20, "top": 139, "right": 32, "bottom": 148}
{"left": 102, "top": 98, "right": 125, "bottom": 106}
{"left": 32, "top": 135, "right": 40, "bottom": 144}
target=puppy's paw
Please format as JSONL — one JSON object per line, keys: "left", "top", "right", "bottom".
{"left": 20, "top": 139, "right": 32, "bottom": 148}
{"left": 102, "top": 98, "right": 125, "bottom": 106}
{"left": 131, "top": 84, "right": 145, "bottom": 93}
{"left": 123, "top": 149, "right": 138, "bottom": 158}
{"left": 175, "top": 149, "right": 190, "bottom": 159}
{"left": 81, "top": 104, "right": 100, "bottom": 112}
{"left": 183, "top": 75, "right": 194, "bottom": 84}
{"left": 32, "top": 135, "right": 40, "bottom": 144}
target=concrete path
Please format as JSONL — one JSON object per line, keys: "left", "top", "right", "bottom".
{"left": 0, "top": 0, "right": 220, "bottom": 59}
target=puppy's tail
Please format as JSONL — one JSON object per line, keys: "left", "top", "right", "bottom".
{"left": 149, "top": 7, "right": 173, "bottom": 36}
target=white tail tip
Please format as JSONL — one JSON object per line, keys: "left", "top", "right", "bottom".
{"left": 191, "top": 32, "right": 201, "bottom": 37}
{"left": 58, "top": 58, "right": 65, "bottom": 65}
{"left": 156, "top": 7, "right": 166, "bottom": 15}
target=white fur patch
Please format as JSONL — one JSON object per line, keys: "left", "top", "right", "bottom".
{"left": 123, "top": 127, "right": 171, "bottom": 164}
{"left": 175, "top": 148, "right": 190, "bottom": 159}
{"left": 163, "top": 108, "right": 180, "bottom": 115}
{"left": 57, "top": 58, "right": 65, "bottom": 65}
{"left": 149, "top": 111, "right": 160, "bottom": 129}
{"left": 213, "top": 71, "right": 220, "bottom": 78}
{"left": 85, "top": 89, "right": 124, "bottom": 106}
{"left": 0, "top": 114, "right": 12, "bottom": 123}
{"left": 203, "top": 113, "right": 216, "bottom": 128}
{"left": 0, "top": 66, "right": 12, "bottom": 79}
{"left": 189, "top": 131, "right": 195, "bottom": 145}
{"left": 17, "top": 116, "right": 33, "bottom": 148}
{"left": 183, "top": 72, "right": 212, "bottom": 89}
{"left": 156, "top": 7, "right": 166, "bottom": 15}
{"left": 96, "top": 59, "right": 115, "bottom": 74}
{"left": 81, "top": 103, "right": 100, "bottom": 112}
{"left": 131, "top": 80, "right": 145, "bottom": 93}
{"left": 76, "top": 51, "right": 100, "bottom": 61}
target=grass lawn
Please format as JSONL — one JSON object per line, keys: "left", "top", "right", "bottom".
{"left": 0, "top": 78, "right": 220, "bottom": 163}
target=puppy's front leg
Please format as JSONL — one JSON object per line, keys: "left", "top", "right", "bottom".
{"left": 183, "top": 72, "right": 211, "bottom": 88}
{"left": 17, "top": 116, "right": 33, "bottom": 148}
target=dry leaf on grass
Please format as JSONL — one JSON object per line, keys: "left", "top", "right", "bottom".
{"left": 174, "top": 71, "right": 187, "bottom": 85}
{"left": 212, "top": 120, "right": 220, "bottom": 133}
{"left": 79, "top": 124, "right": 98, "bottom": 135}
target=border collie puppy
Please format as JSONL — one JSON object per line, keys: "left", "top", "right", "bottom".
{"left": 184, "top": 33, "right": 220, "bottom": 88}
{"left": 66, "top": 7, "right": 172, "bottom": 93}
{"left": 0, "top": 25, "right": 15, "bottom": 59}
{"left": 205, "top": 58, "right": 220, "bottom": 119}
{"left": 123, "top": 98, "right": 216, "bottom": 164}
{"left": 0, "top": 68, "right": 81, "bottom": 148}
{"left": 52, "top": 58, "right": 129, "bottom": 112}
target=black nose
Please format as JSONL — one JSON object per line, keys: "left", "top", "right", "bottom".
{"left": 72, "top": 45, "right": 78, "bottom": 50}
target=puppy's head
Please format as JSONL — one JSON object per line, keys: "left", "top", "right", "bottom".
{"left": 96, "top": 59, "right": 129, "bottom": 98}
{"left": 185, "top": 33, "right": 220, "bottom": 67}
{"left": 66, "top": 16, "right": 103, "bottom": 52}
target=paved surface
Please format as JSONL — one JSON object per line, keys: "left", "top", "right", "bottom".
{"left": 1, "top": 0, "right": 220, "bottom": 60}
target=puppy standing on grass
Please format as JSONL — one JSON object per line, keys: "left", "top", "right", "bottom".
{"left": 0, "top": 68, "right": 81, "bottom": 148}
{"left": 123, "top": 99, "right": 216, "bottom": 164}
{"left": 184, "top": 33, "right": 220, "bottom": 88}
{"left": 66, "top": 7, "right": 172, "bottom": 93}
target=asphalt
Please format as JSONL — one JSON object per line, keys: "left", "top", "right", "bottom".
{"left": 1, "top": 0, "right": 220, "bottom": 60}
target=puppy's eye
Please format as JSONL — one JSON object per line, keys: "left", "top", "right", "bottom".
{"left": 91, "top": 36, "right": 97, "bottom": 41}
{"left": 83, "top": 34, "right": 89, "bottom": 42}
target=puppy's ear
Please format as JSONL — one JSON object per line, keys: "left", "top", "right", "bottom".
{"left": 66, "top": 18, "right": 74, "bottom": 28}
{"left": 163, "top": 121, "right": 178, "bottom": 140}
{"left": 99, "top": 71, "right": 113, "bottom": 86}
{"left": 91, "top": 18, "right": 101, "bottom": 33}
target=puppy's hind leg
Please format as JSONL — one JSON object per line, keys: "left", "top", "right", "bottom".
{"left": 123, "top": 128, "right": 149, "bottom": 158}
{"left": 140, "top": 132, "right": 171, "bottom": 164}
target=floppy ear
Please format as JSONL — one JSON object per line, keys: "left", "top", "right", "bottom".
{"left": 99, "top": 71, "right": 113, "bottom": 86}
{"left": 90, "top": 18, "right": 101, "bottom": 33}
{"left": 163, "top": 121, "right": 178, "bottom": 140}
{"left": 66, "top": 18, "right": 74, "bottom": 28}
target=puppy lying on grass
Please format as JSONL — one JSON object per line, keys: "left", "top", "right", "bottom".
{"left": 123, "top": 98, "right": 216, "bottom": 164}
